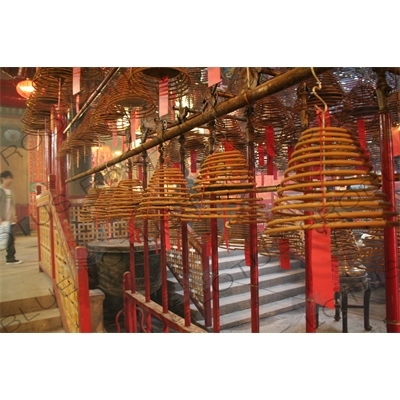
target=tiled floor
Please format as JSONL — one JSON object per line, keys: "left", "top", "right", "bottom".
{"left": 0, "top": 233, "right": 53, "bottom": 304}
{"left": 0, "top": 233, "right": 393, "bottom": 333}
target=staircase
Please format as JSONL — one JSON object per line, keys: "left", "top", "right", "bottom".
{"left": 168, "top": 249, "right": 305, "bottom": 331}
{"left": 0, "top": 292, "right": 64, "bottom": 333}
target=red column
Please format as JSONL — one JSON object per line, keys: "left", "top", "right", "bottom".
{"left": 379, "top": 110, "right": 400, "bottom": 333}
{"left": 247, "top": 140, "right": 260, "bottom": 333}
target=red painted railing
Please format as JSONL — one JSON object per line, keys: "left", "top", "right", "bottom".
{"left": 36, "top": 177, "right": 91, "bottom": 333}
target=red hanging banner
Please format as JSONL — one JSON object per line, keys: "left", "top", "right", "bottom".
{"left": 159, "top": 76, "right": 169, "bottom": 117}
{"left": 207, "top": 67, "right": 221, "bottom": 87}
{"left": 309, "top": 228, "right": 334, "bottom": 309}
{"left": 279, "top": 238, "right": 291, "bottom": 270}
{"left": 190, "top": 150, "right": 197, "bottom": 173}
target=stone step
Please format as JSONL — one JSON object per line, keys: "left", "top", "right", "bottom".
{"left": 0, "top": 308, "right": 62, "bottom": 333}
{"left": 0, "top": 293, "right": 58, "bottom": 318}
{"left": 174, "top": 267, "right": 304, "bottom": 300}
{"left": 193, "top": 281, "right": 305, "bottom": 317}
{"left": 199, "top": 296, "right": 306, "bottom": 331}
{"left": 168, "top": 260, "right": 303, "bottom": 293}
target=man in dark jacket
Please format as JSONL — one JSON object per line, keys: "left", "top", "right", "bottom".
{"left": 0, "top": 170, "right": 22, "bottom": 264}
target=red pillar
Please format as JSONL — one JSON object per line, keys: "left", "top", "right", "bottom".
{"left": 379, "top": 110, "right": 400, "bottom": 333}
{"left": 247, "top": 140, "right": 260, "bottom": 333}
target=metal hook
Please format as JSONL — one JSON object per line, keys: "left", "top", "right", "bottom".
{"left": 311, "top": 67, "right": 328, "bottom": 128}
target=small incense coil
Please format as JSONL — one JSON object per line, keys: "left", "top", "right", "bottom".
{"left": 76, "top": 108, "right": 112, "bottom": 140}
{"left": 184, "top": 129, "right": 209, "bottom": 167}
{"left": 21, "top": 106, "right": 49, "bottom": 135}
{"left": 388, "top": 90, "right": 400, "bottom": 125}
{"left": 92, "top": 94, "right": 130, "bottom": 133}
{"left": 129, "top": 67, "right": 191, "bottom": 101}
{"left": 265, "top": 126, "right": 398, "bottom": 234}
{"left": 182, "top": 149, "right": 265, "bottom": 223}
{"left": 163, "top": 137, "right": 182, "bottom": 164}
{"left": 214, "top": 116, "right": 246, "bottom": 148}
{"left": 331, "top": 229, "right": 366, "bottom": 277}
{"left": 32, "top": 67, "right": 72, "bottom": 106}
{"left": 94, "top": 187, "right": 119, "bottom": 222}
{"left": 107, "top": 70, "right": 156, "bottom": 118}
{"left": 303, "top": 71, "right": 346, "bottom": 108}
{"left": 107, "top": 179, "right": 143, "bottom": 219}
{"left": 346, "top": 81, "right": 379, "bottom": 123}
{"left": 218, "top": 223, "right": 250, "bottom": 251}
{"left": 79, "top": 188, "right": 102, "bottom": 222}
{"left": 251, "top": 95, "right": 293, "bottom": 137}
{"left": 136, "top": 164, "right": 196, "bottom": 220}
{"left": 186, "top": 67, "right": 208, "bottom": 110}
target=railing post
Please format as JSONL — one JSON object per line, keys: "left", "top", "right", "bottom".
{"left": 76, "top": 246, "right": 91, "bottom": 333}
{"left": 36, "top": 186, "right": 42, "bottom": 273}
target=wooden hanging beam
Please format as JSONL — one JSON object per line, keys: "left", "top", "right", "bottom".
{"left": 66, "top": 67, "right": 332, "bottom": 183}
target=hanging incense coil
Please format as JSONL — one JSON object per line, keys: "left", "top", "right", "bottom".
{"left": 182, "top": 149, "right": 266, "bottom": 224}
{"left": 218, "top": 223, "right": 250, "bottom": 251}
{"left": 345, "top": 81, "right": 379, "bottom": 123}
{"left": 129, "top": 67, "right": 191, "bottom": 101}
{"left": 21, "top": 106, "right": 50, "bottom": 135}
{"left": 107, "top": 179, "right": 143, "bottom": 219}
{"left": 136, "top": 164, "right": 196, "bottom": 220}
{"left": 184, "top": 129, "right": 209, "bottom": 160}
{"left": 331, "top": 229, "right": 366, "bottom": 277}
{"left": 107, "top": 70, "right": 156, "bottom": 118}
{"left": 94, "top": 187, "right": 119, "bottom": 222}
{"left": 92, "top": 93, "right": 130, "bottom": 133}
{"left": 185, "top": 67, "right": 208, "bottom": 110}
{"left": 163, "top": 137, "right": 182, "bottom": 164}
{"left": 79, "top": 188, "right": 102, "bottom": 222}
{"left": 75, "top": 108, "right": 112, "bottom": 140}
{"left": 32, "top": 67, "right": 72, "bottom": 106}
{"left": 303, "top": 71, "right": 346, "bottom": 108}
{"left": 388, "top": 90, "right": 400, "bottom": 125}
{"left": 214, "top": 116, "right": 246, "bottom": 150}
{"left": 265, "top": 126, "right": 398, "bottom": 235}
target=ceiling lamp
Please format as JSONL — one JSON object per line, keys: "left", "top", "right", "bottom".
{"left": 16, "top": 78, "right": 35, "bottom": 99}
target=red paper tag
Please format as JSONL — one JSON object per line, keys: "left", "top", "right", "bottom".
{"left": 309, "top": 228, "right": 334, "bottom": 308}
{"left": 208, "top": 67, "right": 221, "bottom": 87}
{"left": 258, "top": 143, "right": 265, "bottom": 167}
{"left": 190, "top": 150, "right": 197, "bottom": 173}
{"left": 265, "top": 126, "right": 276, "bottom": 157}
{"left": 261, "top": 171, "right": 265, "bottom": 186}
{"left": 73, "top": 67, "right": 81, "bottom": 95}
{"left": 279, "top": 238, "right": 290, "bottom": 270}
{"left": 288, "top": 145, "right": 294, "bottom": 162}
{"left": 357, "top": 118, "right": 367, "bottom": 150}
{"left": 130, "top": 112, "right": 138, "bottom": 149}
{"left": 164, "top": 215, "right": 171, "bottom": 251}
{"left": 159, "top": 76, "right": 169, "bottom": 117}
{"left": 393, "top": 126, "right": 400, "bottom": 157}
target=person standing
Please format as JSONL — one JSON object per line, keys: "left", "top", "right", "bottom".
{"left": 0, "top": 170, "right": 22, "bottom": 265}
